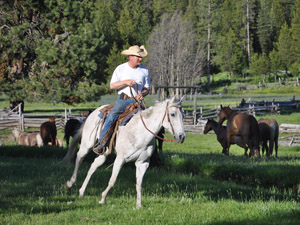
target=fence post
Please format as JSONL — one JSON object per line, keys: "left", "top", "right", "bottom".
{"left": 18, "top": 103, "right": 25, "bottom": 131}
{"left": 193, "top": 90, "right": 198, "bottom": 125}
{"left": 65, "top": 108, "right": 68, "bottom": 124}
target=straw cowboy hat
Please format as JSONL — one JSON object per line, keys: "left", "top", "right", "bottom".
{"left": 121, "top": 45, "right": 148, "bottom": 57}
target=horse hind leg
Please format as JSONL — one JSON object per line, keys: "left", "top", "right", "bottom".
{"left": 99, "top": 155, "right": 125, "bottom": 205}
{"left": 275, "top": 137, "right": 278, "bottom": 157}
{"left": 65, "top": 135, "right": 70, "bottom": 149}
{"left": 66, "top": 145, "right": 90, "bottom": 189}
{"left": 79, "top": 155, "right": 107, "bottom": 198}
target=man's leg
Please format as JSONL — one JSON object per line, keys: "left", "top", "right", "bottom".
{"left": 93, "top": 96, "right": 134, "bottom": 154}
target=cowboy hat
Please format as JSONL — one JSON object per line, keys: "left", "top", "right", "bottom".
{"left": 121, "top": 45, "right": 148, "bottom": 57}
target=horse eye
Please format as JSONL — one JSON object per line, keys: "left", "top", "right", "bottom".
{"left": 170, "top": 113, "right": 175, "bottom": 117}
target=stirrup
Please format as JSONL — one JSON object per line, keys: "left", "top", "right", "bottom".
{"left": 93, "top": 142, "right": 105, "bottom": 155}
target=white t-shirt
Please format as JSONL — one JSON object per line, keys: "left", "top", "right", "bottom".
{"left": 110, "top": 62, "right": 150, "bottom": 97}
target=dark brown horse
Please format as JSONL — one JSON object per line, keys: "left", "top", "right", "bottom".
{"left": 204, "top": 119, "right": 248, "bottom": 156}
{"left": 218, "top": 106, "right": 260, "bottom": 157}
{"left": 258, "top": 118, "right": 279, "bottom": 157}
{"left": 40, "top": 117, "right": 57, "bottom": 146}
{"left": 64, "top": 119, "right": 83, "bottom": 149}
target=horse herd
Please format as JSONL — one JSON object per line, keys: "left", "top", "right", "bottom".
{"left": 9, "top": 98, "right": 281, "bottom": 208}
{"left": 11, "top": 104, "right": 279, "bottom": 159}
{"left": 13, "top": 116, "right": 64, "bottom": 148}
{"left": 204, "top": 105, "right": 279, "bottom": 158}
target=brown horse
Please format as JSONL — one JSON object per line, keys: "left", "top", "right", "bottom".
{"left": 12, "top": 128, "right": 43, "bottom": 147}
{"left": 218, "top": 106, "right": 260, "bottom": 157}
{"left": 204, "top": 119, "right": 248, "bottom": 156}
{"left": 258, "top": 118, "right": 279, "bottom": 157}
{"left": 40, "top": 117, "right": 57, "bottom": 146}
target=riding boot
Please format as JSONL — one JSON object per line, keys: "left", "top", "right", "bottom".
{"left": 93, "top": 121, "right": 117, "bottom": 155}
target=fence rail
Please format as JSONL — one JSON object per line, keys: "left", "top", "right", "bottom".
{"left": 1, "top": 97, "right": 299, "bottom": 134}
{"left": 0, "top": 104, "right": 83, "bottom": 131}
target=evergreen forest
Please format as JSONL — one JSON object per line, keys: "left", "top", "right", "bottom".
{"left": 1, "top": 0, "right": 300, "bottom": 104}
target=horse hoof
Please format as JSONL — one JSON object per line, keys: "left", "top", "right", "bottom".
{"left": 136, "top": 204, "right": 145, "bottom": 209}
{"left": 99, "top": 199, "right": 105, "bottom": 205}
{"left": 79, "top": 190, "right": 85, "bottom": 198}
{"left": 65, "top": 181, "right": 72, "bottom": 190}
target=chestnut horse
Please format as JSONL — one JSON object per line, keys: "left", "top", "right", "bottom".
{"left": 40, "top": 117, "right": 57, "bottom": 146}
{"left": 218, "top": 106, "right": 260, "bottom": 157}
{"left": 258, "top": 118, "right": 279, "bottom": 157}
{"left": 204, "top": 119, "right": 248, "bottom": 156}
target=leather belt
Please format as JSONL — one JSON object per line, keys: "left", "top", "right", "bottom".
{"left": 119, "top": 93, "right": 134, "bottom": 100}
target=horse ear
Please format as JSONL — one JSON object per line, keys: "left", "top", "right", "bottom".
{"left": 170, "top": 96, "right": 176, "bottom": 103}
{"left": 220, "top": 104, "right": 223, "bottom": 109}
{"left": 180, "top": 95, "right": 185, "bottom": 104}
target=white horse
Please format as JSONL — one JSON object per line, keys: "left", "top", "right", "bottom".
{"left": 62, "top": 97, "right": 186, "bottom": 208}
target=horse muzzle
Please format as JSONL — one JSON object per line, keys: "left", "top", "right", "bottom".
{"left": 175, "top": 133, "right": 185, "bottom": 143}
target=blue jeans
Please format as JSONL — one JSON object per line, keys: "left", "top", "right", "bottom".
{"left": 98, "top": 95, "right": 135, "bottom": 142}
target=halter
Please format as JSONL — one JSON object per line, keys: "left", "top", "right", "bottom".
{"left": 130, "top": 86, "right": 182, "bottom": 142}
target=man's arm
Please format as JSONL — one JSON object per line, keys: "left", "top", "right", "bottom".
{"left": 110, "top": 80, "right": 137, "bottom": 90}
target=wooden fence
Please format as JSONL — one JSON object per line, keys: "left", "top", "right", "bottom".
{"left": 0, "top": 104, "right": 83, "bottom": 131}
{"left": 184, "top": 97, "right": 299, "bottom": 133}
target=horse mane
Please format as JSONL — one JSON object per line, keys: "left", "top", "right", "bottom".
{"left": 138, "top": 98, "right": 179, "bottom": 119}
{"left": 139, "top": 101, "right": 165, "bottom": 119}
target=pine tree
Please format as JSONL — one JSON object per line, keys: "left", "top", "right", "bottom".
{"left": 290, "top": 0, "right": 300, "bottom": 64}
{"left": 277, "top": 22, "right": 293, "bottom": 79}
{"left": 257, "top": 0, "right": 275, "bottom": 54}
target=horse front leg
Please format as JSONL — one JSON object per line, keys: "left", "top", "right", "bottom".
{"left": 135, "top": 160, "right": 150, "bottom": 209}
{"left": 99, "top": 155, "right": 125, "bottom": 205}
{"left": 79, "top": 155, "right": 107, "bottom": 198}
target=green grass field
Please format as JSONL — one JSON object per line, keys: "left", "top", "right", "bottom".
{"left": 1, "top": 129, "right": 300, "bottom": 224}
{"left": 1, "top": 81, "right": 300, "bottom": 224}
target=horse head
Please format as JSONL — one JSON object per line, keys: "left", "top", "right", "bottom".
{"left": 218, "top": 105, "right": 232, "bottom": 125}
{"left": 203, "top": 119, "right": 213, "bottom": 134}
{"left": 48, "top": 116, "right": 55, "bottom": 123}
{"left": 12, "top": 128, "right": 21, "bottom": 141}
{"left": 162, "top": 96, "right": 186, "bottom": 143}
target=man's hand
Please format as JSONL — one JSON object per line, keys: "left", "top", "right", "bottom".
{"left": 136, "top": 93, "right": 144, "bottom": 101}
{"left": 124, "top": 80, "right": 136, "bottom": 87}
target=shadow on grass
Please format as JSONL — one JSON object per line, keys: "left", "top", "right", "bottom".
{"left": 0, "top": 147, "right": 300, "bottom": 216}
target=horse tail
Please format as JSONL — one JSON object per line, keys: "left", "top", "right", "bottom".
{"left": 61, "top": 121, "right": 84, "bottom": 166}
{"left": 250, "top": 116, "right": 260, "bottom": 156}
{"left": 269, "top": 121, "right": 278, "bottom": 155}
{"left": 36, "top": 133, "right": 43, "bottom": 147}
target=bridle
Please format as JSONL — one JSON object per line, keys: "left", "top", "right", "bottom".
{"left": 130, "top": 86, "right": 182, "bottom": 142}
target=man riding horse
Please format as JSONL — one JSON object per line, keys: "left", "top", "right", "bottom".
{"left": 93, "top": 45, "right": 150, "bottom": 154}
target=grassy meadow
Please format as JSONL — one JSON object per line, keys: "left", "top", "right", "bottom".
{"left": 1, "top": 81, "right": 300, "bottom": 224}
{"left": 1, "top": 131, "right": 300, "bottom": 225}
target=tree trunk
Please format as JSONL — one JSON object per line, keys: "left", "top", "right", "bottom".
{"left": 207, "top": 0, "right": 211, "bottom": 89}
{"left": 246, "top": 0, "right": 251, "bottom": 64}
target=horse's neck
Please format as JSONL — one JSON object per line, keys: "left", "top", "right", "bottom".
{"left": 131, "top": 102, "right": 166, "bottom": 136}
{"left": 211, "top": 123, "right": 222, "bottom": 135}
{"left": 227, "top": 110, "right": 238, "bottom": 120}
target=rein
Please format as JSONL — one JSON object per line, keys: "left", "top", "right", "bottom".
{"left": 130, "top": 86, "right": 179, "bottom": 142}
